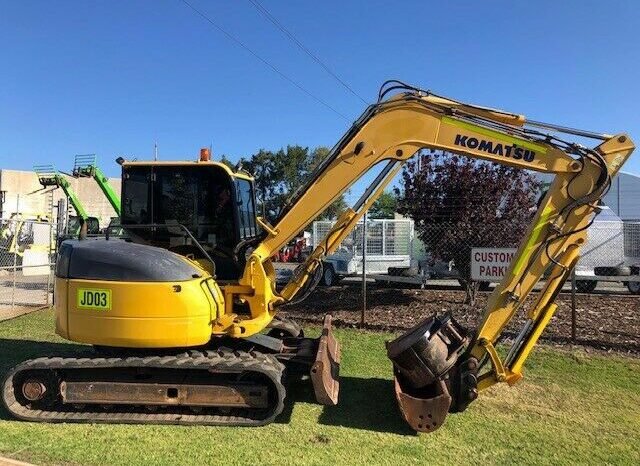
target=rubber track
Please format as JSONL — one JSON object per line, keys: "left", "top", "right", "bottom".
{"left": 2, "top": 350, "right": 286, "bottom": 427}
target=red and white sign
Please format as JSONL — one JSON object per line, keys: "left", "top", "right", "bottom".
{"left": 471, "top": 248, "right": 517, "bottom": 281}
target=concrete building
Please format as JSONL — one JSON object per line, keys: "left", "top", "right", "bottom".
{"left": 0, "top": 169, "right": 121, "bottom": 227}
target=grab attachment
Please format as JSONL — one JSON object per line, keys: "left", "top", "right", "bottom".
{"left": 386, "top": 314, "right": 477, "bottom": 433}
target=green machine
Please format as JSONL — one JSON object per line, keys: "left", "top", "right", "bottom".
{"left": 33, "top": 165, "right": 100, "bottom": 236}
{"left": 72, "top": 154, "right": 121, "bottom": 217}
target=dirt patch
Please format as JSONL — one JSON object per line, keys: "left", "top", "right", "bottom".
{"left": 283, "top": 285, "right": 640, "bottom": 354}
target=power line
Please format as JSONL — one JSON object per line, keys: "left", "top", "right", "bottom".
{"left": 178, "top": 0, "right": 350, "bottom": 121}
{"left": 247, "top": 0, "right": 368, "bottom": 106}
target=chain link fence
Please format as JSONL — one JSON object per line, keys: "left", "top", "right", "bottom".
{"left": 572, "top": 219, "right": 640, "bottom": 294}
{"left": 312, "top": 219, "right": 413, "bottom": 256}
{"left": 1, "top": 209, "right": 637, "bottom": 326}
{"left": 291, "top": 218, "right": 640, "bottom": 350}
{"left": 623, "top": 221, "right": 640, "bottom": 262}
{"left": 311, "top": 216, "right": 640, "bottom": 294}
{"left": 0, "top": 218, "right": 56, "bottom": 320}
{"left": 417, "top": 219, "right": 640, "bottom": 291}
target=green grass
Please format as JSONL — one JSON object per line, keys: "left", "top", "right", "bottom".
{"left": 0, "top": 310, "right": 639, "bottom": 466}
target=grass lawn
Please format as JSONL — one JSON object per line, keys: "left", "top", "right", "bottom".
{"left": 0, "top": 309, "right": 638, "bottom": 466}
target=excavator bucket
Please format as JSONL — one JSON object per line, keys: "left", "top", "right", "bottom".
{"left": 310, "top": 314, "right": 341, "bottom": 405}
{"left": 393, "top": 378, "right": 451, "bottom": 433}
{"left": 386, "top": 314, "right": 472, "bottom": 433}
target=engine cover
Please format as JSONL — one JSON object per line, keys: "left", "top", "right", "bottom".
{"left": 55, "top": 239, "right": 222, "bottom": 348}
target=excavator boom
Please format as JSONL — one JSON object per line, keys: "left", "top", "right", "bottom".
{"left": 230, "top": 81, "right": 634, "bottom": 431}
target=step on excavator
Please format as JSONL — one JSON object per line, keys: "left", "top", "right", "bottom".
{"left": 3, "top": 81, "right": 634, "bottom": 432}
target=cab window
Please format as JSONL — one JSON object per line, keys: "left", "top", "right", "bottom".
{"left": 236, "top": 179, "right": 258, "bottom": 239}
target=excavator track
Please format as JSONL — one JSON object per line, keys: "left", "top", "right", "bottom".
{"left": 2, "top": 350, "right": 286, "bottom": 427}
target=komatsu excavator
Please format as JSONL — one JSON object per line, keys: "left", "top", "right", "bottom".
{"left": 2, "top": 81, "right": 634, "bottom": 432}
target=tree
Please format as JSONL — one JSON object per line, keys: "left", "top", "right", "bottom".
{"left": 239, "top": 145, "right": 347, "bottom": 224}
{"left": 395, "top": 151, "right": 542, "bottom": 303}
{"left": 320, "top": 196, "right": 348, "bottom": 221}
{"left": 237, "top": 149, "right": 281, "bottom": 219}
{"left": 218, "top": 154, "right": 235, "bottom": 170}
{"left": 369, "top": 191, "right": 398, "bottom": 219}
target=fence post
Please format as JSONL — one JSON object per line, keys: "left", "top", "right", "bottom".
{"left": 382, "top": 219, "right": 386, "bottom": 256}
{"left": 361, "top": 212, "right": 367, "bottom": 327}
{"left": 11, "top": 231, "right": 17, "bottom": 314}
{"left": 11, "top": 195, "right": 19, "bottom": 313}
{"left": 571, "top": 269, "right": 577, "bottom": 344}
{"left": 46, "top": 221, "right": 53, "bottom": 306}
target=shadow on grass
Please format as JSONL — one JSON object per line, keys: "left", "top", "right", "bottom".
{"left": 281, "top": 374, "right": 416, "bottom": 435}
{"left": 318, "top": 376, "right": 416, "bottom": 435}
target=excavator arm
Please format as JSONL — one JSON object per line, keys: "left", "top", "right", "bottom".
{"left": 220, "top": 81, "right": 633, "bottom": 431}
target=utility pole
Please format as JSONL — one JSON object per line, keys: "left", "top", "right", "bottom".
{"left": 0, "top": 190, "right": 6, "bottom": 219}
{"left": 154, "top": 142, "right": 158, "bottom": 161}
{"left": 617, "top": 175, "right": 621, "bottom": 217}
{"left": 571, "top": 268, "right": 577, "bottom": 344}
{"left": 361, "top": 212, "right": 367, "bottom": 327}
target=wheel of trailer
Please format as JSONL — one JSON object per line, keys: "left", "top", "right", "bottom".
{"left": 575, "top": 280, "right": 597, "bottom": 293}
{"left": 266, "top": 316, "right": 304, "bottom": 338}
{"left": 627, "top": 281, "right": 640, "bottom": 294}
{"left": 322, "top": 264, "right": 337, "bottom": 286}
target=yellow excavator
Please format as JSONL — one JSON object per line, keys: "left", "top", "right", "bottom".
{"left": 2, "top": 81, "right": 634, "bottom": 432}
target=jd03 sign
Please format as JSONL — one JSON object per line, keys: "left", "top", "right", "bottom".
{"left": 471, "top": 248, "right": 517, "bottom": 281}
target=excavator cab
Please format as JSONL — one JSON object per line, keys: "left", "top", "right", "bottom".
{"left": 120, "top": 160, "right": 260, "bottom": 280}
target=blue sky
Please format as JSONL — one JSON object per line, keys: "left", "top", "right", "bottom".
{"left": 1, "top": 0, "right": 639, "bottom": 199}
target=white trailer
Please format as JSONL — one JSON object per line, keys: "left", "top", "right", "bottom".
{"left": 312, "top": 219, "right": 418, "bottom": 285}
{"left": 567, "top": 206, "right": 639, "bottom": 293}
